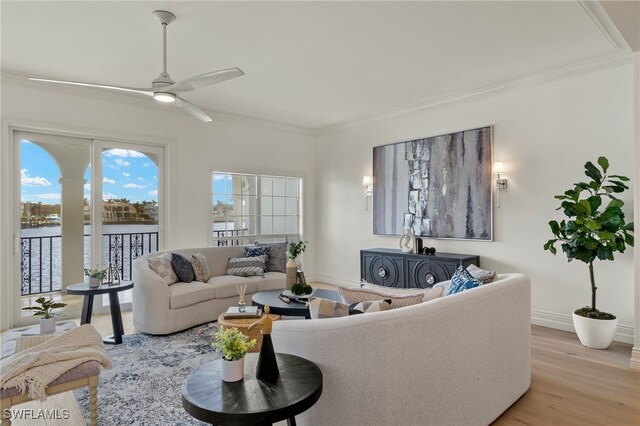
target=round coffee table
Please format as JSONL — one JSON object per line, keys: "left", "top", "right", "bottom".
{"left": 251, "top": 289, "right": 340, "bottom": 319}
{"left": 66, "top": 280, "right": 133, "bottom": 344}
{"left": 182, "top": 353, "right": 322, "bottom": 425}
{"left": 217, "top": 313, "right": 281, "bottom": 352}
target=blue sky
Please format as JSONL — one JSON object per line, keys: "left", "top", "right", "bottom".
{"left": 21, "top": 141, "right": 158, "bottom": 203}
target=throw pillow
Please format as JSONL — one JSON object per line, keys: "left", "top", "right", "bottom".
{"left": 361, "top": 281, "right": 443, "bottom": 302}
{"left": 226, "top": 255, "right": 266, "bottom": 278}
{"left": 147, "top": 253, "right": 179, "bottom": 286}
{"left": 466, "top": 264, "right": 497, "bottom": 284}
{"left": 349, "top": 299, "right": 392, "bottom": 315}
{"left": 190, "top": 253, "right": 212, "bottom": 282}
{"left": 446, "top": 266, "right": 482, "bottom": 295}
{"left": 256, "top": 241, "right": 287, "bottom": 273}
{"left": 308, "top": 297, "right": 349, "bottom": 319}
{"left": 244, "top": 245, "right": 270, "bottom": 273}
{"left": 338, "top": 287, "right": 424, "bottom": 308}
{"left": 171, "top": 253, "right": 195, "bottom": 283}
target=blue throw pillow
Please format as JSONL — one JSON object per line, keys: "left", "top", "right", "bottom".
{"left": 171, "top": 253, "right": 195, "bottom": 283}
{"left": 446, "top": 266, "right": 482, "bottom": 296}
{"left": 244, "top": 245, "right": 270, "bottom": 272}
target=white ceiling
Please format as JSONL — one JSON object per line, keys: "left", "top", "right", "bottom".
{"left": 0, "top": 1, "right": 631, "bottom": 130}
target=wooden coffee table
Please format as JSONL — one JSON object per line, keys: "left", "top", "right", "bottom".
{"left": 217, "top": 312, "right": 281, "bottom": 352}
{"left": 251, "top": 289, "right": 340, "bottom": 319}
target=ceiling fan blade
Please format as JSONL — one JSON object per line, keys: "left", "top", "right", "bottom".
{"left": 29, "top": 78, "right": 154, "bottom": 96}
{"left": 166, "top": 68, "right": 245, "bottom": 93}
{"left": 175, "top": 97, "right": 212, "bottom": 122}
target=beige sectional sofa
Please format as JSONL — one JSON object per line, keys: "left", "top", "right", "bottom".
{"left": 271, "top": 273, "right": 531, "bottom": 426}
{"left": 132, "top": 246, "right": 285, "bottom": 335}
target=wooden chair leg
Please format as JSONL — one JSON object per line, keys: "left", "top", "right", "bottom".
{"left": 88, "top": 375, "right": 99, "bottom": 426}
{"left": 0, "top": 397, "right": 12, "bottom": 426}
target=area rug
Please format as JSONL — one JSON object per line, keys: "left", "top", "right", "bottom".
{"left": 74, "top": 322, "right": 220, "bottom": 425}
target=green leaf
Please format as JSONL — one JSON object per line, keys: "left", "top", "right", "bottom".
{"left": 624, "top": 233, "right": 634, "bottom": 246}
{"left": 549, "top": 220, "right": 560, "bottom": 235}
{"left": 624, "top": 223, "right": 634, "bottom": 231}
{"left": 578, "top": 200, "right": 592, "bottom": 216}
{"left": 584, "top": 219, "right": 601, "bottom": 231}
{"left": 609, "top": 175, "right": 629, "bottom": 182}
{"left": 586, "top": 196, "right": 602, "bottom": 214}
{"left": 596, "top": 230, "right": 615, "bottom": 240}
{"left": 597, "top": 156, "right": 609, "bottom": 173}
{"left": 584, "top": 161, "right": 602, "bottom": 183}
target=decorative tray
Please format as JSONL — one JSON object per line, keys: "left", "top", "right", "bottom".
{"left": 282, "top": 289, "right": 315, "bottom": 300}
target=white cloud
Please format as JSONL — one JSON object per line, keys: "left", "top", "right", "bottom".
{"left": 124, "top": 183, "right": 145, "bottom": 189}
{"left": 143, "top": 162, "right": 152, "bottom": 168}
{"left": 122, "top": 172, "right": 130, "bottom": 177}
{"left": 102, "top": 192, "right": 118, "bottom": 200}
{"left": 153, "top": 176, "right": 157, "bottom": 180}
{"left": 84, "top": 183, "right": 91, "bottom": 190}
{"left": 114, "top": 159, "right": 130, "bottom": 167}
{"left": 103, "top": 177, "right": 116, "bottom": 184}
{"left": 34, "top": 193, "right": 61, "bottom": 201}
{"left": 148, "top": 189, "right": 158, "bottom": 196}
{"left": 21, "top": 169, "right": 52, "bottom": 186}
{"left": 137, "top": 177, "right": 144, "bottom": 181}
{"left": 104, "top": 149, "right": 145, "bottom": 158}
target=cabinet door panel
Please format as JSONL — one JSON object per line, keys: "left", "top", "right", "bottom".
{"left": 362, "top": 253, "right": 384, "bottom": 285}
{"left": 381, "top": 256, "right": 404, "bottom": 288}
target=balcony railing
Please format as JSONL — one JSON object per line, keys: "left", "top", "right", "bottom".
{"left": 21, "top": 232, "right": 159, "bottom": 296}
{"left": 212, "top": 229, "right": 250, "bottom": 246}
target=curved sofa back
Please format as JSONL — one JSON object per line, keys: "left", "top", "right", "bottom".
{"left": 271, "top": 273, "right": 531, "bottom": 426}
{"left": 135, "top": 246, "right": 244, "bottom": 277}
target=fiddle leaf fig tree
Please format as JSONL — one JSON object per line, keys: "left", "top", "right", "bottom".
{"left": 543, "top": 156, "right": 634, "bottom": 320}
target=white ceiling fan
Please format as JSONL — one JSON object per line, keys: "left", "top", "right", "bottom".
{"left": 29, "top": 10, "right": 244, "bottom": 123}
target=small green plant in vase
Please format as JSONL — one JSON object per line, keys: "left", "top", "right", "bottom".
{"left": 22, "top": 296, "right": 67, "bottom": 333}
{"left": 286, "top": 240, "right": 308, "bottom": 291}
{"left": 212, "top": 327, "right": 257, "bottom": 382}
{"left": 84, "top": 266, "right": 107, "bottom": 288}
{"left": 544, "top": 156, "right": 633, "bottom": 349}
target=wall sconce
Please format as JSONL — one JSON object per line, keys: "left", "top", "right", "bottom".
{"left": 363, "top": 175, "right": 373, "bottom": 210}
{"left": 494, "top": 162, "right": 508, "bottom": 208}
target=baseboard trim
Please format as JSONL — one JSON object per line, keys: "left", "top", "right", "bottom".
{"left": 531, "top": 309, "right": 634, "bottom": 344}
{"left": 630, "top": 348, "right": 640, "bottom": 370}
{"left": 313, "top": 273, "right": 359, "bottom": 288}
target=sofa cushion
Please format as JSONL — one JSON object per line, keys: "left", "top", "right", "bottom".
{"left": 256, "top": 241, "right": 287, "bottom": 273}
{"left": 147, "top": 253, "right": 179, "bottom": 286}
{"left": 447, "top": 266, "right": 482, "bottom": 295}
{"left": 207, "top": 275, "right": 258, "bottom": 299}
{"left": 349, "top": 299, "right": 392, "bottom": 315}
{"left": 466, "top": 264, "right": 497, "bottom": 283}
{"left": 172, "top": 253, "right": 195, "bottom": 283}
{"left": 309, "top": 297, "right": 349, "bottom": 319}
{"left": 244, "top": 245, "right": 270, "bottom": 272}
{"left": 338, "top": 286, "right": 424, "bottom": 308}
{"left": 361, "top": 281, "right": 444, "bottom": 302}
{"left": 169, "top": 281, "right": 217, "bottom": 309}
{"left": 191, "top": 253, "right": 212, "bottom": 282}
{"left": 255, "top": 272, "right": 287, "bottom": 291}
{"left": 226, "top": 256, "right": 266, "bottom": 278}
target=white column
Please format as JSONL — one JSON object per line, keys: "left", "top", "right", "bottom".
{"left": 59, "top": 177, "right": 86, "bottom": 291}
{"left": 632, "top": 51, "right": 640, "bottom": 370}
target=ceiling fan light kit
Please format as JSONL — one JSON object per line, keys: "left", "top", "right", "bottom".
{"left": 27, "top": 10, "right": 244, "bottom": 123}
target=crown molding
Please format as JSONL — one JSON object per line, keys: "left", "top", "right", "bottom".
{"left": 577, "top": 0, "right": 630, "bottom": 50}
{"left": 314, "top": 50, "right": 634, "bottom": 136}
{"left": 0, "top": 69, "right": 313, "bottom": 136}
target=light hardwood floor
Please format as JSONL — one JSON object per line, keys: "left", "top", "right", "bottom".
{"left": 5, "top": 302, "right": 640, "bottom": 425}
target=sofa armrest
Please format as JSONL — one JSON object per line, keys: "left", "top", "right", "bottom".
{"left": 132, "top": 257, "right": 172, "bottom": 334}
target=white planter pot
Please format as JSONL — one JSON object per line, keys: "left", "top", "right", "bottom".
{"left": 221, "top": 358, "right": 245, "bottom": 382}
{"left": 88, "top": 277, "right": 101, "bottom": 288}
{"left": 572, "top": 312, "right": 618, "bottom": 349}
{"left": 40, "top": 317, "right": 56, "bottom": 334}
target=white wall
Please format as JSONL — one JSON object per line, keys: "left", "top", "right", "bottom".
{"left": 315, "top": 64, "right": 635, "bottom": 342}
{"left": 0, "top": 81, "right": 317, "bottom": 330}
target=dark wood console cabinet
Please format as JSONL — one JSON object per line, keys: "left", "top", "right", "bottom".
{"left": 360, "top": 248, "right": 479, "bottom": 289}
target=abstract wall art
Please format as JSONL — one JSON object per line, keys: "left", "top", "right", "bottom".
{"left": 372, "top": 126, "right": 492, "bottom": 240}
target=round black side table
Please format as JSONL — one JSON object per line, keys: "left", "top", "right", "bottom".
{"left": 66, "top": 280, "right": 133, "bottom": 344}
{"left": 182, "top": 353, "right": 323, "bottom": 426}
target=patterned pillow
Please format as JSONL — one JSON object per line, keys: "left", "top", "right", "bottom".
{"left": 171, "top": 253, "right": 195, "bottom": 283}
{"left": 256, "top": 241, "right": 287, "bottom": 273}
{"left": 244, "top": 245, "right": 270, "bottom": 273}
{"left": 338, "top": 287, "right": 424, "bottom": 308}
{"left": 308, "top": 297, "right": 349, "bottom": 319}
{"left": 226, "top": 256, "right": 266, "bottom": 278}
{"left": 190, "top": 253, "right": 212, "bottom": 282}
{"left": 446, "top": 266, "right": 482, "bottom": 295}
{"left": 349, "top": 299, "right": 392, "bottom": 315}
{"left": 466, "top": 264, "right": 497, "bottom": 284}
{"left": 148, "top": 253, "right": 179, "bottom": 286}
{"left": 361, "top": 281, "right": 443, "bottom": 302}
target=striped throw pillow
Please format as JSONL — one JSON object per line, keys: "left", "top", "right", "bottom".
{"left": 226, "top": 255, "right": 266, "bottom": 278}
{"left": 190, "top": 253, "right": 212, "bottom": 282}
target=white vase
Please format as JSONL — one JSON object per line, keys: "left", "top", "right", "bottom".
{"left": 286, "top": 258, "right": 297, "bottom": 291}
{"left": 88, "top": 277, "right": 101, "bottom": 288}
{"left": 221, "top": 358, "right": 245, "bottom": 382}
{"left": 572, "top": 312, "right": 618, "bottom": 349}
{"left": 40, "top": 317, "right": 56, "bottom": 334}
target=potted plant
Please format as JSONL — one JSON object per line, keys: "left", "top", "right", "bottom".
{"left": 84, "top": 266, "right": 107, "bottom": 288}
{"left": 211, "top": 327, "right": 257, "bottom": 382}
{"left": 286, "top": 240, "right": 308, "bottom": 290}
{"left": 544, "top": 156, "right": 634, "bottom": 349}
{"left": 22, "top": 297, "right": 67, "bottom": 333}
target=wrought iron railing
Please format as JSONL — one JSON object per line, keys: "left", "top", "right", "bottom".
{"left": 21, "top": 232, "right": 158, "bottom": 296}
{"left": 212, "top": 229, "right": 249, "bottom": 246}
